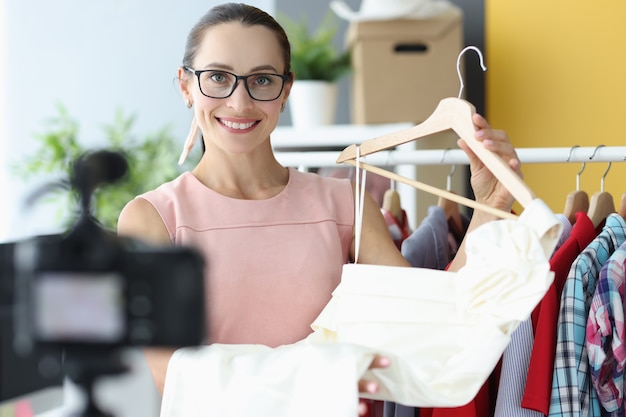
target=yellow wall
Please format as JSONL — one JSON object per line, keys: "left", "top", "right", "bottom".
{"left": 486, "top": 1, "right": 626, "bottom": 214}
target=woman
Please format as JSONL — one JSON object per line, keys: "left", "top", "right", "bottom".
{"left": 117, "top": 2, "right": 521, "bottom": 413}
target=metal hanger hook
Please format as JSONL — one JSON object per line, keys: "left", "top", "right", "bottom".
{"left": 457, "top": 46, "right": 487, "bottom": 99}
{"left": 575, "top": 162, "right": 586, "bottom": 191}
{"left": 600, "top": 162, "right": 612, "bottom": 192}
{"left": 440, "top": 148, "right": 456, "bottom": 191}
{"left": 589, "top": 144, "right": 605, "bottom": 160}
{"left": 440, "top": 147, "right": 451, "bottom": 164}
{"left": 446, "top": 164, "right": 457, "bottom": 191}
{"left": 566, "top": 145, "right": 579, "bottom": 162}
{"left": 567, "top": 145, "right": 585, "bottom": 191}
{"left": 589, "top": 145, "right": 609, "bottom": 192}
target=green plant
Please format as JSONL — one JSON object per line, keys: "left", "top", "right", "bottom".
{"left": 14, "top": 104, "right": 192, "bottom": 231}
{"left": 279, "top": 12, "right": 351, "bottom": 82}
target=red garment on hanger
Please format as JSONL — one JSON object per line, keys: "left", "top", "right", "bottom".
{"left": 522, "top": 211, "right": 598, "bottom": 414}
{"left": 381, "top": 208, "right": 411, "bottom": 250}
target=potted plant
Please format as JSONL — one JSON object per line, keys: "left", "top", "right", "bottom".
{"left": 13, "top": 105, "right": 194, "bottom": 231}
{"left": 279, "top": 12, "right": 351, "bottom": 127}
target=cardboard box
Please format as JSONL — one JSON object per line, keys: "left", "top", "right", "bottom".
{"left": 348, "top": 6, "right": 463, "bottom": 124}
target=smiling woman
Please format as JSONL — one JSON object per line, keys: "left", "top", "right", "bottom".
{"left": 116, "top": 3, "right": 407, "bottom": 413}
{"left": 115, "top": 3, "right": 524, "bottom": 417}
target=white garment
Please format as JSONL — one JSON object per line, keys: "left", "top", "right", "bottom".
{"left": 160, "top": 343, "right": 374, "bottom": 417}
{"left": 160, "top": 199, "right": 561, "bottom": 417}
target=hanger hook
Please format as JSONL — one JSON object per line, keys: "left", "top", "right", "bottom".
{"left": 440, "top": 148, "right": 456, "bottom": 191}
{"left": 440, "top": 147, "right": 451, "bottom": 164}
{"left": 600, "top": 162, "right": 612, "bottom": 192}
{"left": 567, "top": 145, "right": 584, "bottom": 190}
{"left": 446, "top": 164, "right": 456, "bottom": 191}
{"left": 457, "top": 46, "right": 487, "bottom": 99}
{"left": 566, "top": 145, "right": 579, "bottom": 162}
{"left": 589, "top": 144, "right": 605, "bottom": 160}
{"left": 575, "top": 157, "right": 586, "bottom": 192}
{"left": 589, "top": 145, "right": 608, "bottom": 192}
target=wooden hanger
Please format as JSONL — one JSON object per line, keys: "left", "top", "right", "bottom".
{"left": 382, "top": 183, "right": 403, "bottom": 221}
{"left": 336, "top": 98, "right": 534, "bottom": 219}
{"left": 588, "top": 192, "right": 615, "bottom": 228}
{"left": 438, "top": 163, "right": 465, "bottom": 238}
{"left": 564, "top": 190, "right": 589, "bottom": 225}
{"left": 619, "top": 192, "right": 626, "bottom": 221}
{"left": 562, "top": 151, "right": 589, "bottom": 225}
{"left": 587, "top": 161, "right": 615, "bottom": 228}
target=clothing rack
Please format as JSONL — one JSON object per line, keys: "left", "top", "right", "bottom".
{"left": 274, "top": 146, "right": 626, "bottom": 169}
{"left": 274, "top": 145, "right": 626, "bottom": 228}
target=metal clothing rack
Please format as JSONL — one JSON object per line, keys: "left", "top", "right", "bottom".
{"left": 274, "top": 145, "right": 626, "bottom": 228}
{"left": 274, "top": 146, "right": 626, "bottom": 169}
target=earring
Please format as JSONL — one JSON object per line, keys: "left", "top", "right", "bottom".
{"left": 280, "top": 102, "right": 286, "bottom": 113}
{"left": 178, "top": 116, "right": 199, "bottom": 165}
{"left": 185, "top": 99, "right": 192, "bottom": 109}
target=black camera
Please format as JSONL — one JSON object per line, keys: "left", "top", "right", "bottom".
{"left": 1, "top": 150, "right": 206, "bottom": 416}
{"left": 8, "top": 149, "right": 206, "bottom": 350}
{"left": 12, "top": 226, "right": 206, "bottom": 350}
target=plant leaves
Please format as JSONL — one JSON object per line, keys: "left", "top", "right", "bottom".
{"left": 14, "top": 105, "right": 191, "bottom": 231}
{"left": 278, "top": 11, "right": 351, "bottom": 82}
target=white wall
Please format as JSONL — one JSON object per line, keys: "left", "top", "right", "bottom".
{"left": 0, "top": 0, "right": 272, "bottom": 241}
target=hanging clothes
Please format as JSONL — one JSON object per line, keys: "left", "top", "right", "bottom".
{"left": 493, "top": 214, "right": 572, "bottom": 417}
{"left": 555, "top": 213, "right": 575, "bottom": 251}
{"left": 523, "top": 211, "right": 598, "bottom": 415}
{"left": 586, "top": 241, "right": 626, "bottom": 416}
{"left": 400, "top": 205, "right": 469, "bottom": 269}
{"left": 494, "top": 319, "right": 542, "bottom": 417}
{"left": 381, "top": 207, "right": 412, "bottom": 250}
{"left": 549, "top": 214, "right": 626, "bottom": 417}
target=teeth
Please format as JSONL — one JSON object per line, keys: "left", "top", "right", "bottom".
{"left": 221, "top": 119, "right": 255, "bottom": 130}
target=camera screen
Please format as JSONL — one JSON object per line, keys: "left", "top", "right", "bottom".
{"left": 32, "top": 272, "right": 125, "bottom": 343}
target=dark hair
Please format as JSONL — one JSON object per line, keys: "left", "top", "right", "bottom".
{"left": 182, "top": 3, "right": 291, "bottom": 74}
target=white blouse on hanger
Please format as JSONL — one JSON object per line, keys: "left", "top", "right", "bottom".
{"left": 160, "top": 198, "right": 561, "bottom": 417}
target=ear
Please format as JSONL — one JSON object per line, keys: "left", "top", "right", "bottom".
{"left": 178, "top": 67, "right": 192, "bottom": 103}
{"left": 282, "top": 72, "right": 295, "bottom": 100}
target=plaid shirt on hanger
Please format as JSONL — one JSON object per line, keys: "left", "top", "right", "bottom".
{"left": 586, "top": 242, "right": 626, "bottom": 416}
{"left": 549, "top": 214, "right": 626, "bottom": 417}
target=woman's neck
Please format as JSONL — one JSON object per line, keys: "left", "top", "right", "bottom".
{"left": 191, "top": 149, "right": 289, "bottom": 200}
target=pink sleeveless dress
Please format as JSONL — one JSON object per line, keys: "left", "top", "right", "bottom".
{"left": 138, "top": 167, "right": 354, "bottom": 347}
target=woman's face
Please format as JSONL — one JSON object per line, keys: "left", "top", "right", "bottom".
{"left": 181, "top": 22, "right": 291, "bottom": 157}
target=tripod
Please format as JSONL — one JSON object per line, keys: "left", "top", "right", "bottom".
{"left": 62, "top": 349, "right": 128, "bottom": 417}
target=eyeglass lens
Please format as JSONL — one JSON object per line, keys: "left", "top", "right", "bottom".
{"left": 198, "top": 71, "right": 284, "bottom": 101}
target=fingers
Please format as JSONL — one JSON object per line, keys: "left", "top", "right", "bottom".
{"left": 358, "top": 401, "right": 368, "bottom": 416}
{"left": 369, "top": 355, "right": 391, "bottom": 369}
{"left": 358, "top": 379, "right": 379, "bottom": 395}
{"left": 471, "top": 113, "right": 522, "bottom": 176}
{"left": 472, "top": 112, "right": 490, "bottom": 130}
{"left": 357, "top": 355, "right": 390, "bottom": 394}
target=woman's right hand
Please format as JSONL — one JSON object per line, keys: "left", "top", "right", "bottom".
{"left": 357, "top": 355, "right": 390, "bottom": 416}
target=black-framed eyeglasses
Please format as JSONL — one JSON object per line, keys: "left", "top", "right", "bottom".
{"left": 184, "top": 67, "right": 291, "bottom": 101}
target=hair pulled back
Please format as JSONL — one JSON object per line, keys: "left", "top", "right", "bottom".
{"left": 182, "top": 3, "right": 291, "bottom": 74}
